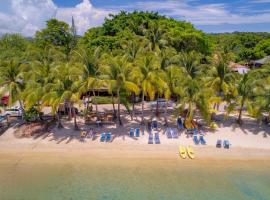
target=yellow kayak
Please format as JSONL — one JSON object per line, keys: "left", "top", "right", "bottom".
{"left": 186, "top": 146, "right": 195, "bottom": 159}
{"left": 179, "top": 145, "right": 187, "bottom": 159}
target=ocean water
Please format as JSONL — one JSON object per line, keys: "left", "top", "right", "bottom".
{"left": 0, "top": 156, "right": 270, "bottom": 200}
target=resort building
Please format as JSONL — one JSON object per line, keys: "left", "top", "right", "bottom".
{"left": 228, "top": 62, "right": 249, "bottom": 74}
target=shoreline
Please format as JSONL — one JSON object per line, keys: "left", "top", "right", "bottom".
{"left": 1, "top": 144, "right": 270, "bottom": 161}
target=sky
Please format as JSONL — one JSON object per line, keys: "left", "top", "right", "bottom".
{"left": 0, "top": 0, "right": 270, "bottom": 36}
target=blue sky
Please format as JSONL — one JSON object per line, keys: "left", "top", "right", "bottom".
{"left": 52, "top": 0, "right": 270, "bottom": 33}
{"left": 0, "top": 0, "right": 270, "bottom": 36}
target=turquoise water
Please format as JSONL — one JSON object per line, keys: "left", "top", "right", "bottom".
{"left": 0, "top": 158, "right": 270, "bottom": 200}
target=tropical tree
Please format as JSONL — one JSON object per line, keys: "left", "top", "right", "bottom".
{"left": 100, "top": 55, "right": 140, "bottom": 126}
{"left": 0, "top": 60, "right": 26, "bottom": 113}
{"left": 226, "top": 72, "right": 255, "bottom": 124}
{"left": 133, "top": 53, "right": 167, "bottom": 124}
{"left": 206, "top": 53, "right": 237, "bottom": 110}
{"left": 174, "top": 51, "right": 212, "bottom": 123}
{"left": 72, "top": 47, "right": 103, "bottom": 114}
{"left": 42, "top": 62, "right": 83, "bottom": 129}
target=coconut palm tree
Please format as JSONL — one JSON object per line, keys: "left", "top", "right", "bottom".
{"left": 206, "top": 53, "right": 237, "bottom": 110}
{"left": 145, "top": 21, "right": 166, "bottom": 51}
{"left": 100, "top": 55, "right": 140, "bottom": 126}
{"left": 42, "top": 62, "right": 83, "bottom": 129}
{"left": 72, "top": 47, "right": 103, "bottom": 114}
{"left": 174, "top": 51, "right": 212, "bottom": 123}
{"left": 0, "top": 59, "right": 26, "bottom": 113}
{"left": 133, "top": 52, "right": 166, "bottom": 124}
{"left": 227, "top": 72, "right": 255, "bottom": 124}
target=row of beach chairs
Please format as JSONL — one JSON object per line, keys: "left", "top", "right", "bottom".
{"left": 193, "top": 134, "right": 206, "bottom": 145}
{"left": 100, "top": 132, "right": 112, "bottom": 142}
{"left": 148, "top": 132, "right": 160, "bottom": 144}
{"left": 130, "top": 128, "right": 140, "bottom": 137}
{"left": 166, "top": 128, "right": 179, "bottom": 139}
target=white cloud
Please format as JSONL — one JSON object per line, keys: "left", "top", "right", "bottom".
{"left": 120, "top": 0, "right": 270, "bottom": 25}
{"left": 0, "top": 0, "right": 112, "bottom": 36}
{"left": 56, "top": 0, "right": 113, "bottom": 35}
{"left": 0, "top": 0, "right": 270, "bottom": 36}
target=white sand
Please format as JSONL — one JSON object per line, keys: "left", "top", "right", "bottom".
{"left": 0, "top": 103, "right": 269, "bottom": 159}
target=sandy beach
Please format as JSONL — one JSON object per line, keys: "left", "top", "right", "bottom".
{"left": 0, "top": 103, "right": 270, "bottom": 160}
{"left": 1, "top": 105, "right": 270, "bottom": 200}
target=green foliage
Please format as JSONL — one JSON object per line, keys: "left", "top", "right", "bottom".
{"left": 0, "top": 34, "right": 29, "bottom": 60}
{"left": 23, "top": 107, "right": 42, "bottom": 122}
{"left": 81, "top": 11, "right": 212, "bottom": 55}
{"left": 210, "top": 32, "right": 270, "bottom": 62}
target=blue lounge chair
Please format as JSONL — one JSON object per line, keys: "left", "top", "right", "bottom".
{"left": 193, "top": 135, "right": 200, "bottom": 145}
{"left": 223, "top": 140, "right": 230, "bottom": 149}
{"left": 130, "top": 128, "right": 134, "bottom": 137}
{"left": 100, "top": 133, "right": 105, "bottom": 142}
{"left": 135, "top": 128, "right": 140, "bottom": 137}
{"left": 155, "top": 133, "right": 160, "bottom": 144}
{"left": 152, "top": 120, "right": 158, "bottom": 130}
{"left": 216, "top": 140, "right": 222, "bottom": 148}
{"left": 148, "top": 133, "right": 153, "bottom": 144}
{"left": 106, "top": 132, "right": 111, "bottom": 142}
{"left": 177, "top": 118, "right": 183, "bottom": 129}
{"left": 172, "top": 129, "right": 179, "bottom": 139}
{"left": 199, "top": 135, "right": 206, "bottom": 145}
{"left": 166, "top": 128, "right": 172, "bottom": 139}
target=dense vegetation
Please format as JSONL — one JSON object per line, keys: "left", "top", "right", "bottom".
{"left": 0, "top": 11, "right": 269, "bottom": 129}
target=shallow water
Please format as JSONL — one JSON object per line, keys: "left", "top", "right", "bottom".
{"left": 0, "top": 155, "right": 270, "bottom": 200}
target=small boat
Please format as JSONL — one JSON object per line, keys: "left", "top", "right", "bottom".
{"left": 186, "top": 146, "right": 195, "bottom": 159}
{"left": 179, "top": 145, "right": 187, "bottom": 159}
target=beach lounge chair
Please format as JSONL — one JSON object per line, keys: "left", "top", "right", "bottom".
{"left": 216, "top": 140, "right": 222, "bottom": 148}
{"left": 148, "top": 133, "right": 153, "bottom": 144}
{"left": 135, "top": 128, "right": 140, "bottom": 137}
{"left": 193, "top": 135, "right": 200, "bottom": 145}
{"left": 179, "top": 145, "right": 187, "bottom": 159}
{"left": 166, "top": 128, "right": 172, "bottom": 139}
{"left": 186, "top": 146, "right": 195, "bottom": 159}
{"left": 223, "top": 140, "right": 230, "bottom": 149}
{"left": 106, "top": 132, "right": 111, "bottom": 142}
{"left": 100, "top": 133, "right": 105, "bottom": 142}
{"left": 177, "top": 118, "right": 184, "bottom": 129}
{"left": 154, "top": 133, "right": 160, "bottom": 144}
{"left": 152, "top": 120, "right": 158, "bottom": 130}
{"left": 130, "top": 128, "right": 134, "bottom": 137}
{"left": 172, "top": 128, "right": 179, "bottom": 139}
{"left": 199, "top": 135, "right": 206, "bottom": 145}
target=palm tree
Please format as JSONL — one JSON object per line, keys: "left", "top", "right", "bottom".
{"left": 227, "top": 73, "right": 255, "bottom": 124}
{"left": 0, "top": 60, "right": 26, "bottom": 114}
{"left": 206, "top": 53, "right": 237, "bottom": 110}
{"left": 42, "top": 62, "right": 83, "bottom": 129}
{"left": 133, "top": 53, "right": 165, "bottom": 124}
{"left": 21, "top": 60, "right": 55, "bottom": 112}
{"left": 72, "top": 47, "right": 103, "bottom": 114}
{"left": 145, "top": 21, "right": 166, "bottom": 51}
{"left": 174, "top": 51, "right": 212, "bottom": 123}
{"left": 100, "top": 55, "right": 140, "bottom": 126}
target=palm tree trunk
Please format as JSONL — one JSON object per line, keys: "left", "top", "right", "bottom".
{"left": 237, "top": 99, "right": 245, "bottom": 125}
{"left": 117, "top": 88, "right": 122, "bottom": 126}
{"left": 187, "top": 102, "right": 193, "bottom": 121}
{"left": 111, "top": 94, "right": 117, "bottom": 119}
{"left": 73, "top": 106, "right": 79, "bottom": 130}
{"left": 57, "top": 112, "right": 63, "bottom": 129}
{"left": 164, "top": 99, "right": 168, "bottom": 126}
{"left": 131, "top": 92, "right": 135, "bottom": 120}
{"left": 156, "top": 95, "right": 159, "bottom": 117}
{"left": 19, "top": 100, "right": 25, "bottom": 119}
{"left": 68, "top": 103, "right": 72, "bottom": 121}
{"left": 93, "top": 90, "right": 98, "bottom": 114}
{"left": 141, "top": 91, "right": 145, "bottom": 124}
